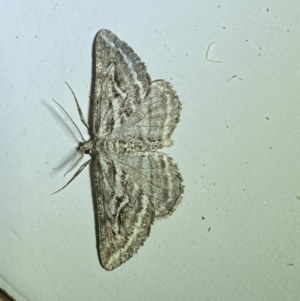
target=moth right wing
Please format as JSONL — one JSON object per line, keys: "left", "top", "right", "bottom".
{"left": 93, "top": 29, "right": 151, "bottom": 137}
{"left": 108, "top": 80, "right": 182, "bottom": 143}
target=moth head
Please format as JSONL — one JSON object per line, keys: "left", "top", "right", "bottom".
{"left": 79, "top": 140, "right": 93, "bottom": 155}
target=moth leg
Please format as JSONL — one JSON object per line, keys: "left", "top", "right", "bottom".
{"left": 53, "top": 159, "right": 92, "bottom": 194}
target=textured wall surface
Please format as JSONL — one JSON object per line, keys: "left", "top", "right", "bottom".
{"left": 1, "top": 1, "right": 300, "bottom": 300}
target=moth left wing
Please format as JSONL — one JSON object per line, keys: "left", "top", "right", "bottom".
{"left": 93, "top": 151, "right": 183, "bottom": 270}
{"left": 93, "top": 156, "right": 154, "bottom": 271}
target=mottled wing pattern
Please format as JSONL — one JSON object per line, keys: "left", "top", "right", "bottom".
{"left": 93, "top": 152, "right": 183, "bottom": 270}
{"left": 109, "top": 80, "right": 181, "bottom": 142}
{"left": 109, "top": 152, "right": 183, "bottom": 218}
{"left": 93, "top": 30, "right": 151, "bottom": 137}
{"left": 92, "top": 29, "right": 183, "bottom": 271}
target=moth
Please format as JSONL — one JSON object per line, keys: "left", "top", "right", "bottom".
{"left": 57, "top": 29, "right": 184, "bottom": 270}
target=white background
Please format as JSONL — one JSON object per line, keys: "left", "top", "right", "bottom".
{"left": 1, "top": 1, "right": 300, "bottom": 300}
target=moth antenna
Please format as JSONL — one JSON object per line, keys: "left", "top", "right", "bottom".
{"left": 52, "top": 98, "right": 86, "bottom": 142}
{"left": 52, "top": 159, "right": 92, "bottom": 194}
{"left": 65, "top": 82, "right": 90, "bottom": 130}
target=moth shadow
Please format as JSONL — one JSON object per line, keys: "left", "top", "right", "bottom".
{"left": 88, "top": 33, "right": 103, "bottom": 269}
{"left": 42, "top": 100, "right": 82, "bottom": 143}
{"left": 43, "top": 100, "right": 84, "bottom": 177}
{"left": 89, "top": 161, "right": 102, "bottom": 267}
{"left": 50, "top": 148, "right": 78, "bottom": 175}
